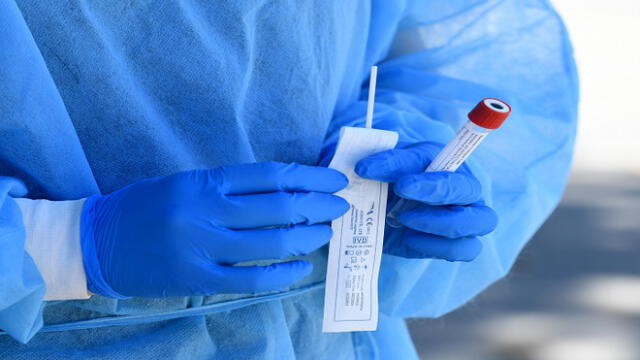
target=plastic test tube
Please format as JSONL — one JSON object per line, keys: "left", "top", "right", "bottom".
{"left": 386, "top": 98, "right": 512, "bottom": 228}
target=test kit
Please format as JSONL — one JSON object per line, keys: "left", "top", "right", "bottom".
{"left": 322, "top": 66, "right": 511, "bottom": 332}
{"left": 322, "top": 67, "right": 398, "bottom": 332}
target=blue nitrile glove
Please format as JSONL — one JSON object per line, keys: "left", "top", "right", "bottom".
{"left": 80, "top": 162, "right": 349, "bottom": 298}
{"left": 355, "top": 142, "right": 497, "bottom": 262}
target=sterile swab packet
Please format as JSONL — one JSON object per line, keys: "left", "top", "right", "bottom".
{"left": 322, "top": 67, "right": 398, "bottom": 332}
{"left": 386, "top": 98, "right": 511, "bottom": 227}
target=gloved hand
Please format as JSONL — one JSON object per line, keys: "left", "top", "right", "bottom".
{"left": 81, "top": 162, "right": 349, "bottom": 298}
{"left": 356, "top": 142, "right": 497, "bottom": 262}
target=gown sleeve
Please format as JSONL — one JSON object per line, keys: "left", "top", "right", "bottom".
{"left": 0, "top": 178, "right": 45, "bottom": 343}
{"left": 0, "top": 0, "right": 96, "bottom": 343}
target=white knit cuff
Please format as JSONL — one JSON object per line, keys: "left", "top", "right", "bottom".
{"left": 16, "top": 198, "right": 91, "bottom": 301}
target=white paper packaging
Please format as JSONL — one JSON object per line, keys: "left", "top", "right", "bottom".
{"left": 322, "top": 126, "right": 398, "bottom": 332}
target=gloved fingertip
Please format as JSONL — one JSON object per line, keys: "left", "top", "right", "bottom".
{"left": 484, "top": 207, "right": 499, "bottom": 234}
{"left": 271, "top": 260, "right": 313, "bottom": 288}
{"left": 333, "top": 195, "right": 351, "bottom": 217}
{"left": 334, "top": 170, "right": 350, "bottom": 190}
{"left": 448, "top": 238, "right": 483, "bottom": 262}
{"left": 316, "top": 167, "right": 350, "bottom": 192}
{"left": 317, "top": 224, "right": 334, "bottom": 240}
{"left": 296, "top": 193, "right": 350, "bottom": 225}
{"left": 354, "top": 159, "right": 372, "bottom": 178}
{"left": 467, "top": 205, "right": 499, "bottom": 236}
{"left": 297, "top": 224, "right": 333, "bottom": 251}
{"left": 404, "top": 234, "right": 483, "bottom": 262}
{"left": 289, "top": 260, "right": 313, "bottom": 278}
{"left": 355, "top": 153, "right": 395, "bottom": 181}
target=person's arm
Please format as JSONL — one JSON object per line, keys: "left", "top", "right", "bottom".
{"left": 0, "top": 0, "right": 103, "bottom": 343}
{"left": 326, "top": 0, "right": 578, "bottom": 317}
{"left": 0, "top": 179, "right": 46, "bottom": 344}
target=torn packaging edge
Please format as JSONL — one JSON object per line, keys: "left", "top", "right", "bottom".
{"left": 322, "top": 126, "right": 399, "bottom": 333}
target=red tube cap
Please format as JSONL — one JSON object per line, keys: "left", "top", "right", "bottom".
{"left": 468, "top": 98, "right": 511, "bottom": 129}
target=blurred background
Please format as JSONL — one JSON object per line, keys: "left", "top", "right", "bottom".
{"left": 407, "top": 1, "right": 640, "bottom": 359}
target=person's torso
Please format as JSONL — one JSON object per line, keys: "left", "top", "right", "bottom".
{"left": 17, "top": 0, "right": 373, "bottom": 192}
{"left": 11, "top": 0, "right": 402, "bottom": 331}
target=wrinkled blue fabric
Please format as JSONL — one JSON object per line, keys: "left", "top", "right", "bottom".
{"left": 0, "top": 0, "right": 578, "bottom": 358}
{"left": 0, "top": 178, "right": 44, "bottom": 343}
{"left": 356, "top": 142, "right": 497, "bottom": 261}
{"left": 81, "top": 163, "right": 348, "bottom": 298}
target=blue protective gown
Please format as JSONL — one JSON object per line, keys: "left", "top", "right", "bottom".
{"left": 0, "top": 0, "right": 578, "bottom": 358}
